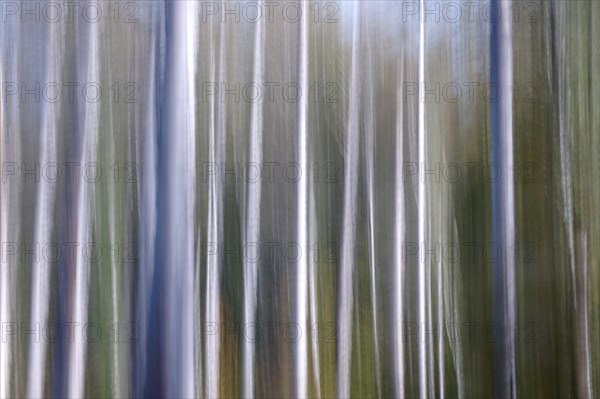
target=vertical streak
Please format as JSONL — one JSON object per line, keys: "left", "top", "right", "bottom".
{"left": 395, "top": 65, "right": 405, "bottom": 398}
{"left": 70, "top": 18, "right": 101, "bottom": 399}
{"left": 205, "top": 41, "right": 216, "bottom": 399}
{"left": 0, "top": 30, "right": 21, "bottom": 399}
{"left": 337, "top": 4, "right": 361, "bottom": 398}
{"left": 136, "top": 3, "right": 159, "bottom": 394}
{"left": 296, "top": 1, "right": 310, "bottom": 397}
{"left": 365, "top": 40, "right": 381, "bottom": 399}
{"left": 418, "top": 0, "right": 428, "bottom": 397}
{"left": 27, "top": 18, "right": 61, "bottom": 399}
{"left": 579, "top": 238, "right": 592, "bottom": 398}
{"left": 308, "top": 186, "right": 321, "bottom": 398}
{"left": 553, "top": 0, "right": 577, "bottom": 330}
{"left": 437, "top": 266, "right": 444, "bottom": 398}
{"left": 153, "top": 1, "right": 194, "bottom": 395}
{"left": 427, "top": 251, "right": 435, "bottom": 396}
{"left": 243, "top": 3, "right": 264, "bottom": 397}
{"left": 0, "top": 53, "right": 9, "bottom": 399}
{"left": 105, "top": 29, "right": 119, "bottom": 399}
{"left": 491, "top": 1, "right": 516, "bottom": 397}
{"left": 205, "top": 13, "right": 225, "bottom": 399}
{"left": 437, "top": 176, "right": 445, "bottom": 399}
{"left": 184, "top": 2, "right": 199, "bottom": 397}
{"left": 552, "top": 6, "right": 587, "bottom": 395}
